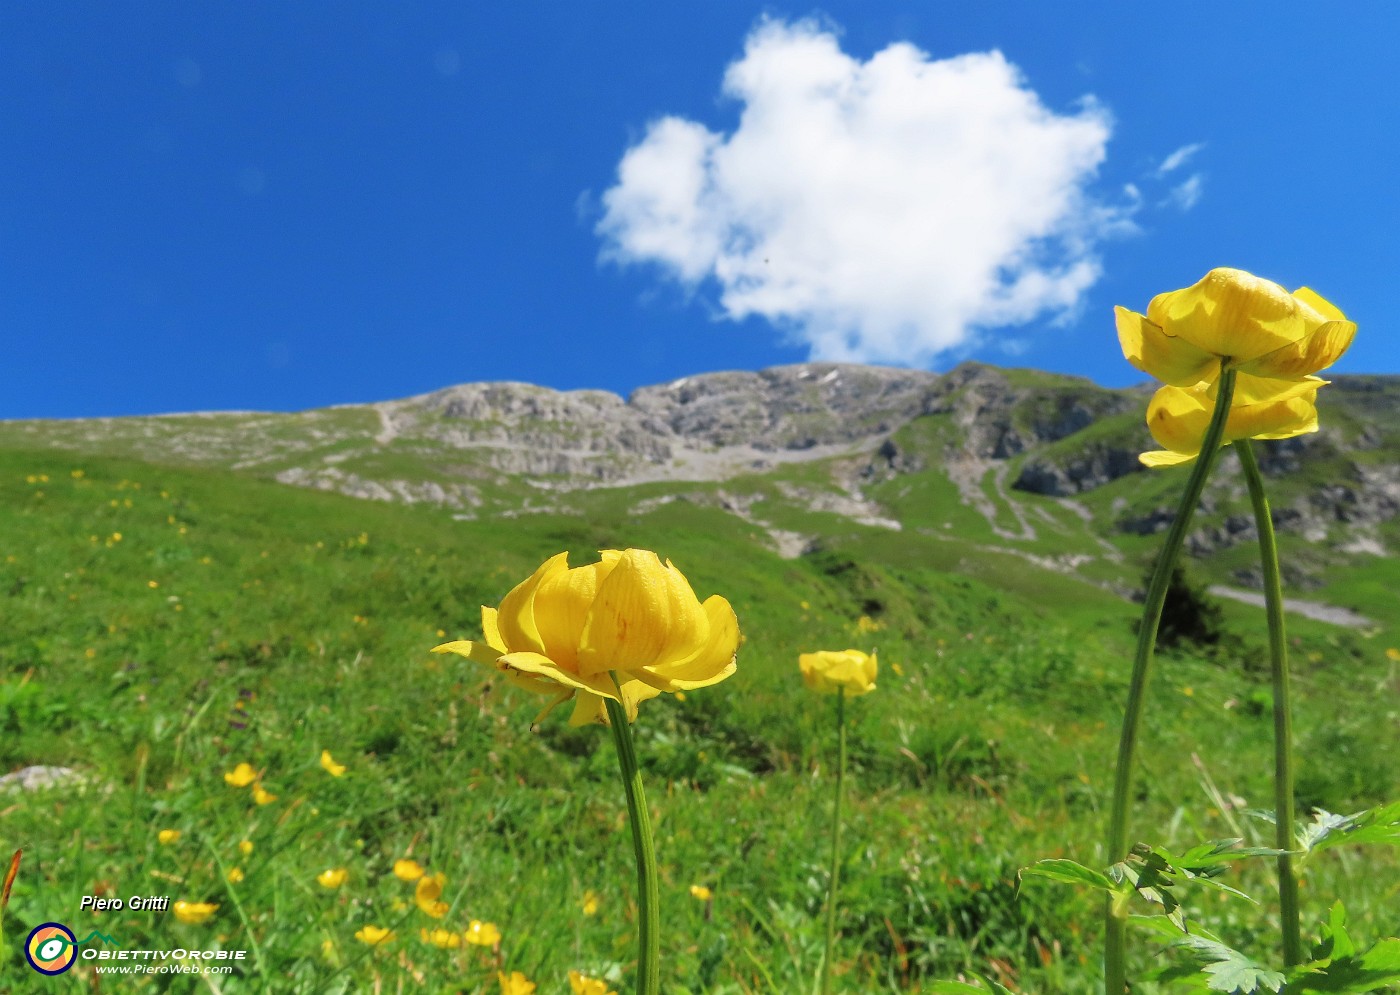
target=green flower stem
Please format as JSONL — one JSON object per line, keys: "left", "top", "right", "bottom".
{"left": 1104, "top": 368, "right": 1238, "bottom": 994}
{"left": 605, "top": 697, "right": 660, "bottom": 995}
{"left": 821, "top": 689, "right": 848, "bottom": 995}
{"left": 1237, "top": 439, "right": 1302, "bottom": 967}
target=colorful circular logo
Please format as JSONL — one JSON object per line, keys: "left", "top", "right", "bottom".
{"left": 26, "top": 922, "right": 77, "bottom": 975}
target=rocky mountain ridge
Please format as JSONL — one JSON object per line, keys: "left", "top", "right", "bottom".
{"left": 3, "top": 362, "right": 1396, "bottom": 576}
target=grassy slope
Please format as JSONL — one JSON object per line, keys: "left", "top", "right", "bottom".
{"left": 0, "top": 437, "right": 1397, "bottom": 993}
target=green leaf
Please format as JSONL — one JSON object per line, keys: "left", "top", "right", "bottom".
{"left": 927, "top": 980, "right": 1014, "bottom": 995}
{"left": 1288, "top": 937, "right": 1400, "bottom": 992}
{"left": 1130, "top": 914, "right": 1223, "bottom": 945}
{"left": 1170, "top": 934, "right": 1285, "bottom": 994}
{"left": 1301, "top": 801, "right": 1400, "bottom": 856}
{"left": 1019, "top": 858, "right": 1120, "bottom": 894}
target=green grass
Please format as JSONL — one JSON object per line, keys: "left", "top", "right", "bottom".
{"left": 1, "top": 440, "right": 1397, "bottom": 993}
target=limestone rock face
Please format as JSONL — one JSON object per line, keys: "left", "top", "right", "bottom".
{"left": 2, "top": 361, "right": 1395, "bottom": 562}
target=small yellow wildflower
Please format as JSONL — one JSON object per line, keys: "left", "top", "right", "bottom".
{"left": 415, "top": 872, "right": 449, "bottom": 918}
{"left": 689, "top": 884, "right": 713, "bottom": 902}
{"left": 393, "top": 858, "right": 425, "bottom": 881}
{"left": 1387, "top": 648, "right": 1400, "bottom": 663}
{"left": 498, "top": 971, "right": 537, "bottom": 995}
{"left": 173, "top": 901, "right": 218, "bottom": 925}
{"left": 320, "top": 750, "right": 347, "bottom": 777}
{"left": 251, "top": 783, "right": 278, "bottom": 805}
{"left": 238, "top": 840, "right": 254, "bottom": 857}
{"left": 464, "top": 919, "right": 502, "bottom": 946}
{"left": 798, "top": 650, "right": 878, "bottom": 697}
{"left": 226, "top": 867, "right": 244, "bottom": 884}
{"left": 317, "top": 868, "right": 348, "bottom": 889}
{"left": 223, "top": 763, "right": 257, "bottom": 788}
{"left": 569, "top": 971, "right": 618, "bottom": 995}
{"left": 157, "top": 829, "right": 181, "bottom": 845}
{"left": 420, "top": 927, "right": 461, "bottom": 949}
{"left": 581, "top": 890, "right": 600, "bottom": 916}
{"left": 355, "top": 925, "right": 396, "bottom": 946}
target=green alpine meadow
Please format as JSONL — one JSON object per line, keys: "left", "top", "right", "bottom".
{"left": 2, "top": 358, "right": 1398, "bottom": 993}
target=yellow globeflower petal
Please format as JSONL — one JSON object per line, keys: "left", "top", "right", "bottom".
{"left": 355, "top": 925, "right": 396, "bottom": 945}
{"left": 581, "top": 890, "right": 600, "bottom": 916}
{"left": 432, "top": 639, "right": 505, "bottom": 667}
{"left": 157, "top": 829, "right": 181, "bottom": 845}
{"left": 532, "top": 553, "right": 618, "bottom": 672}
{"left": 799, "top": 650, "right": 878, "bottom": 697}
{"left": 251, "top": 783, "right": 278, "bottom": 805}
{"left": 689, "top": 884, "right": 713, "bottom": 901}
{"left": 495, "top": 551, "right": 571, "bottom": 657}
{"left": 393, "top": 859, "right": 425, "bottom": 881}
{"left": 238, "top": 840, "right": 254, "bottom": 857}
{"left": 1146, "top": 267, "right": 1304, "bottom": 362}
{"left": 173, "top": 901, "right": 218, "bottom": 925}
{"left": 1239, "top": 319, "right": 1356, "bottom": 380}
{"left": 633, "top": 596, "right": 740, "bottom": 692}
{"left": 1114, "top": 306, "right": 1218, "bottom": 387}
{"left": 317, "top": 868, "right": 348, "bottom": 889}
{"left": 579, "top": 550, "right": 709, "bottom": 675}
{"left": 320, "top": 750, "right": 347, "bottom": 777}
{"left": 223, "top": 763, "right": 257, "bottom": 788}
{"left": 464, "top": 919, "right": 502, "bottom": 946}
{"left": 226, "top": 867, "right": 244, "bottom": 883}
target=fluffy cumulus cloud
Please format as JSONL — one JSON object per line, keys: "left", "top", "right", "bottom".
{"left": 597, "top": 18, "right": 1132, "bottom": 366}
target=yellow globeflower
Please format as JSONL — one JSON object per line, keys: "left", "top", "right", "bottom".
{"left": 317, "top": 868, "right": 349, "bottom": 890}
{"left": 251, "top": 782, "right": 278, "bottom": 805}
{"left": 799, "top": 650, "right": 878, "bottom": 697}
{"left": 173, "top": 901, "right": 218, "bottom": 925}
{"left": 1116, "top": 268, "right": 1355, "bottom": 468}
{"left": 414, "top": 872, "right": 450, "bottom": 918}
{"left": 157, "top": 829, "right": 181, "bottom": 845}
{"left": 420, "top": 927, "right": 462, "bottom": 949}
{"left": 498, "top": 972, "right": 537, "bottom": 995}
{"left": 569, "top": 971, "right": 618, "bottom": 995}
{"left": 464, "top": 919, "right": 502, "bottom": 946}
{"left": 1115, "top": 267, "right": 1354, "bottom": 389}
{"left": 393, "top": 858, "right": 425, "bottom": 881}
{"left": 1140, "top": 375, "right": 1323, "bottom": 467}
{"left": 320, "top": 750, "right": 347, "bottom": 777}
{"left": 434, "top": 549, "right": 739, "bottom": 726}
{"left": 355, "top": 925, "right": 396, "bottom": 946}
{"left": 226, "top": 868, "right": 244, "bottom": 884}
{"left": 238, "top": 840, "right": 254, "bottom": 857}
{"left": 223, "top": 763, "right": 257, "bottom": 787}
{"left": 580, "top": 889, "right": 600, "bottom": 916}
{"left": 689, "top": 884, "right": 713, "bottom": 902}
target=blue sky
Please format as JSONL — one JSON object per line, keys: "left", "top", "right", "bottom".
{"left": 3, "top": 3, "right": 1396, "bottom": 419}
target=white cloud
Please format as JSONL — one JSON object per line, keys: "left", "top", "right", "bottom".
{"left": 596, "top": 18, "right": 1133, "bottom": 366}
{"left": 1156, "top": 142, "right": 1204, "bottom": 176}
{"left": 1163, "top": 174, "right": 1204, "bottom": 211}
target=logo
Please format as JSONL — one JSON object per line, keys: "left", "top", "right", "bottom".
{"left": 26, "top": 922, "right": 78, "bottom": 975}
{"left": 24, "top": 923, "right": 120, "bottom": 975}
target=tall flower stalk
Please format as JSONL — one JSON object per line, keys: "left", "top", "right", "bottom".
{"left": 822, "top": 688, "right": 847, "bottom": 995}
{"left": 605, "top": 696, "right": 661, "bottom": 994}
{"left": 798, "top": 649, "right": 877, "bottom": 995}
{"left": 1104, "top": 368, "right": 1237, "bottom": 993}
{"left": 1237, "top": 440, "right": 1302, "bottom": 966}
